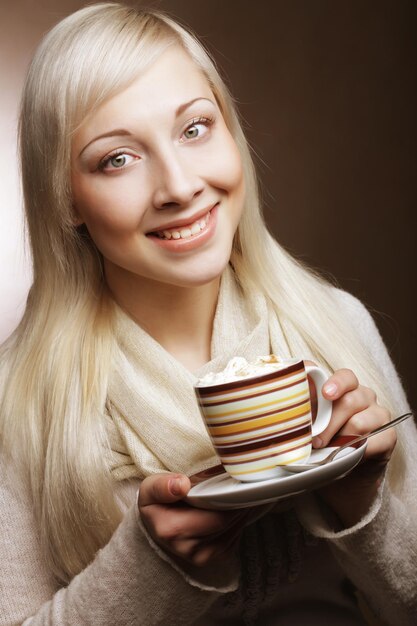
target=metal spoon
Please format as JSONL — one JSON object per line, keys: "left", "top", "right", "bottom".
{"left": 282, "top": 412, "right": 413, "bottom": 473}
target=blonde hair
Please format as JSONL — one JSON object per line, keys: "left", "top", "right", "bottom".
{"left": 0, "top": 2, "right": 403, "bottom": 582}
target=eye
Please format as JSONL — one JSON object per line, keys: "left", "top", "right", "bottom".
{"left": 181, "top": 116, "right": 214, "bottom": 142}
{"left": 98, "top": 151, "right": 138, "bottom": 172}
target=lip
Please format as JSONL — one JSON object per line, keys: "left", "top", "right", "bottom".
{"left": 147, "top": 203, "right": 217, "bottom": 234}
{"left": 148, "top": 203, "right": 219, "bottom": 253}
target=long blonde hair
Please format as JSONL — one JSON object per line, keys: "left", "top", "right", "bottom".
{"left": 0, "top": 2, "right": 404, "bottom": 583}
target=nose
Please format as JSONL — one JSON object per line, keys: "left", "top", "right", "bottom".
{"left": 152, "top": 149, "right": 204, "bottom": 209}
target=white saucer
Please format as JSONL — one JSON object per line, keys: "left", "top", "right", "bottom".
{"left": 187, "top": 443, "right": 366, "bottom": 510}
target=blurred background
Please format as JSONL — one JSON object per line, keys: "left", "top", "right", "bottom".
{"left": 1, "top": 0, "right": 416, "bottom": 411}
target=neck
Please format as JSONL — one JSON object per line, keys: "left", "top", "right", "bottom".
{"left": 105, "top": 267, "right": 221, "bottom": 372}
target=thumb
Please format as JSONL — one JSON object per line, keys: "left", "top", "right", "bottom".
{"left": 138, "top": 473, "right": 191, "bottom": 508}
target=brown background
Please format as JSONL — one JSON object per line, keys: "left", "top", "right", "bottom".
{"left": 1, "top": 0, "right": 416, "bottom": 413}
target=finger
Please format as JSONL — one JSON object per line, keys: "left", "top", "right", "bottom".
{"left": 314, "top": 386, "right": 378, "bottom": 446}
{"left": 364, "top": 429, "right": 397, "bottom": 461}
{"left": 337, "top": 404, "right": 390, "bottom": 436}
{"left": 138, "top": 473, "right": 191, "bottom": 508}
{"left": 157, "top": 519, "right": 244, "bottom": 565}
{"left": 322, "top": 368, "right": 359, "bottom": 401}
{"left": 156, "top": 536, "right": 225, "bottom": 565}
{"left": 188, "top": 531, "right": 243, "bottom": 567}
{"left": 161, "top": 507, "right": 244, "bottom": 541}
{"left": 337, "top": 407, "right": 396, "bottom": 460}
{"left": 141, "top": 500, "right": 245, "bottom": 544}
{"left": 190, "top": 543, "right": 234, "bottom": 567}
{"left": 201, "top": 509, "right": 249, "bottom": 541}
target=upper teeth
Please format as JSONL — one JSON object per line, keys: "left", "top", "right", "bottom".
{"left": 157, "top": 212, "right": 210, "bottom": 240}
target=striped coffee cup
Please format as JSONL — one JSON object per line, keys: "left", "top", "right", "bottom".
{"left": 195, "top": 359, "right": 332, "bottom": 482}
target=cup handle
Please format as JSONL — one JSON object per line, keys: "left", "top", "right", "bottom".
{"left": 304, "top": 364, "right": 332, "bottom": 436}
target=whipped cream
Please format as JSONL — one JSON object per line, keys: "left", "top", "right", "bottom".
{"left": 196, "top": 355, "right": 285, "bottom": 386}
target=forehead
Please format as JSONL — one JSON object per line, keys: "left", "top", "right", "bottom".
{"left": 75, "top": 46, "right": 214, "bottom": 142}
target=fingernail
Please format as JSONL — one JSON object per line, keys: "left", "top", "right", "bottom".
{"left": 312, "top": 436, "right": 324, "bottom": 448}
{"left": 169, "top": 477, "right": 183, "bottom": 495}
{"left": 324, "top": 382, "right": 337, "bottom": 397}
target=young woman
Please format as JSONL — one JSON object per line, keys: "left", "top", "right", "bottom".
{"left": 0, "top": 3, "right": 415, "bottom": 624}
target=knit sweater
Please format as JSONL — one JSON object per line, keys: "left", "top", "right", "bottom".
{"left": 1, "top": 291, "right": 416, "bottom": 625}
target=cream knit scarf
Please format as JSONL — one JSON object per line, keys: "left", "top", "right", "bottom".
{"left": 105, "top": 265, "right": 314, "bottom": 624}
{"left": 105, "top": 265, "right": 314, "bottom": 480}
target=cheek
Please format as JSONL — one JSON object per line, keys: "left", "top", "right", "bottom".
{"left": 224, "top": 144, "right": 245, "bottom": 197}
{"left": 204, "top": 133, "right": 245, "bottom": 198}
{"left": 72, "top": 176, "right": 144, "bottom": 233}
{"left": 216, "top": 138, "right": 246, "bottom": 225}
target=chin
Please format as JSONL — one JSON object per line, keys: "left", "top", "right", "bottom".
{"left": 165, "top": 256, "right": 231, "bottom": 289}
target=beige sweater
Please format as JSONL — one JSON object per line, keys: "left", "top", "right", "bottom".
{"left": 1, "top": 292, "right": 416, "bottom": 625}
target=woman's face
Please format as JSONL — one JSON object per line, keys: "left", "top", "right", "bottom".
{"left": 71, "top": 45, "right": 245, "bottom": 293}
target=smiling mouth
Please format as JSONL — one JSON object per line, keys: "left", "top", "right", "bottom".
{"left": 149, "top": 209, "right": 212, "bottom": 241}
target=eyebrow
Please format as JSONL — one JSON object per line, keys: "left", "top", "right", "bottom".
{"left": 78, "top": 97, "right": 215, "bottom": 157}
{"left": 175, "top": 97, "right": 213, "bottom": 116}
